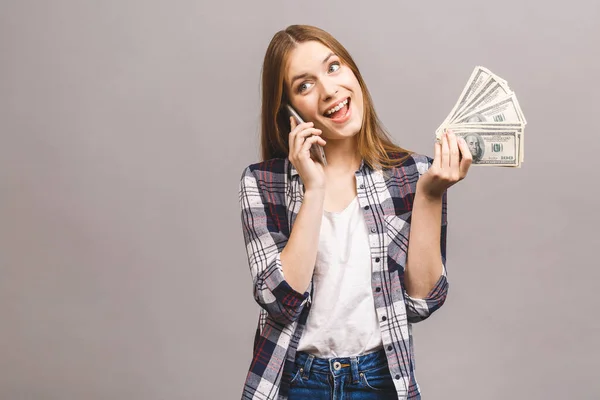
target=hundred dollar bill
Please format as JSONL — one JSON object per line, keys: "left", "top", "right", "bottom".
{"left": 435, "top": 66, "right": 512, "bottom": 132}
{"left": 446, "top": 122, "right": 524, "bottom": 131}
{"left": 448, "top": 123, "right": 525, "bottom": 163}
{"left": 436, "top": 67, "right": 493, "bottom": 136}
{"left": 453, "top": 93, "right": 527, "bottom": 126}
{"left": 452, "top": 77, "right": 513, "bottom": 121}
{"left": 518, "top": 132, "right": 524, "bottom": 164}
{"left": 451, "top": 130, "right": 521, "bottom": 167}
{"left": 435, "top": 66, "right": 526, "bottom": 166}
{"left": 436, "top": 118, "right": 525, "bottom": 140}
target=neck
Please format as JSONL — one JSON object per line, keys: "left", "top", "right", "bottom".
{"left": 323, "top": 136, "right": 361, "bottom": 173}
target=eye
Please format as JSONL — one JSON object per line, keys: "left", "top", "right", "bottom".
{"left": 297, "top": 82, "right": 312, "bottom": 93}
{"left": 328, "top": 62, "right": 341, "bottom": 73}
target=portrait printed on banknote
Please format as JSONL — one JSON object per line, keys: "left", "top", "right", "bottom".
{"left": 464, "top": 132, "right": 485, "bottom": 162}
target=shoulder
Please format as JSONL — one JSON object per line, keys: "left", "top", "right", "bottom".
{"left": 240, "top": 158, "right": 289, "bottom": 181}
{"left": 384, "top": 151, "right": 433, "bottom": 177}
{"left": 242, "top": 158, "right": 288, "bottom": 175}
{"left": 239, "top": 158, "right": 290, "bottom": 198}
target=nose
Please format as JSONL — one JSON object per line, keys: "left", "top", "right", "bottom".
{"left": 319, "top": 78, "right": 338, "bottom": 101}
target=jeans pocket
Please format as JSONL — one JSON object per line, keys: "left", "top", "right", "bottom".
{"left": 360, "top": 367, "right": 395, "bottom": 392}
{"left": 289, "top": 367, "right": 302, "bottom": 386}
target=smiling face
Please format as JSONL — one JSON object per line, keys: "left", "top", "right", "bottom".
{"left": 284, "top": 41, "right": 364, "bottom": 140}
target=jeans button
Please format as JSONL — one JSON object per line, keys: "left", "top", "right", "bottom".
{"left": 333, "top": 361, "right": 341, "bottom": 370}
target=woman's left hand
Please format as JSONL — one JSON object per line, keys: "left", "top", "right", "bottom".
{"left": 417, "top": 129, "right": 472, "bottom": 200}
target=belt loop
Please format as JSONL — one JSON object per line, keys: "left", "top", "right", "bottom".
{"left": 301, "top": 354, "right": 314, "bottom": 379}
{"left": 350, "top": 356, "right": 360, "bottom": 384}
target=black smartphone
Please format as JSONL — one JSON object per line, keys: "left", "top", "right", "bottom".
{"left": 285, "top": 104, "right": 327, "bottom": 166}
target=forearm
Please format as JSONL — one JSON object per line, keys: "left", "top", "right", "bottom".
{"left": 281, "top": 189, "right": 325, "bottom": 293}
{"left": 404, "top": 183, "right": 445, "bottom": 299}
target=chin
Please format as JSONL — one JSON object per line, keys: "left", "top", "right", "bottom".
{"left": 320, "top": 118, "right": 363, "bottom": 139}
{"left": 342, "top": 121, "right": 363, "bottom": 138}
{"left": 325, "top": 128, "right": 361, "bottom": 141}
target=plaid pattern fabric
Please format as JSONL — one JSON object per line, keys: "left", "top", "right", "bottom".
{"left": 238, "top": 152, "right": 449, "bottom": 400}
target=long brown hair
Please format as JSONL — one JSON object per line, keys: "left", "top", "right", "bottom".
{"left": 259, "top": 24, "right": 412, "bottom": 170}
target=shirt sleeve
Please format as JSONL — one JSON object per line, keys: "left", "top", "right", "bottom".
{"left": 403, "top": 218, "right": 448, "bottom": 323}
{"left": 238, "top": 166, "right": 311, "bottom": 326}
{"left": 404, "top": 156, "right": 449, "bottom": 323}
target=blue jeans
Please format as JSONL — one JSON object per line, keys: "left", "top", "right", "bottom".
{"left": 286, "top": 348, "right": 398, "bottom": 399}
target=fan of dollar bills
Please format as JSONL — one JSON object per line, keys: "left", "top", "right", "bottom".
{"left": 435, "top": 66, "right": 526, "bottom": 167}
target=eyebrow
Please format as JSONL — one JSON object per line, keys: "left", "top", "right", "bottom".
{"left": 290, "top": 52, "right": 336, "bottom": 86}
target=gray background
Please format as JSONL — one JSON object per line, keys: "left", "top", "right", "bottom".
{"left": 1, "top": 0, "right": 599, "bottom": 399}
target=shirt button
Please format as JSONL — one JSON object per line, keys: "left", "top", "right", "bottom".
{"left": 359, "top": 184, "right": 365, "bottom": 189}
{"left": 376, "top": 287, "right": 381, "bottom": 292}
{"left": 395, "top": 374, "right": 401, "bottom": 380}
{"left": 387, "top": 345, "right": 392, "bottom": 351}
{"left": 382, "top": 316, "right": 387, "bottom": 321}
{"left": 364, "top": 205, "right": 370, "bottom": 210}
{"left": 370, "top": 228, "right": 376, "bottom": 233}
{"left": 375, "top": 257, "right": 380, "bottom": 262}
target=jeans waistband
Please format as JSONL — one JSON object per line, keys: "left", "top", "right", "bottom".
{"left": 294, "top": 348, "right": 388, "bottom": 383}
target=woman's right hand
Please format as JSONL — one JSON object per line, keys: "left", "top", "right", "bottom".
{"left": 288, "top": 117, "right": 327, "bottom": 191}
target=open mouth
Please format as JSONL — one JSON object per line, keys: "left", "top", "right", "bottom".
{"left": 323, "top": 97, "right": 350, "bottom": 120}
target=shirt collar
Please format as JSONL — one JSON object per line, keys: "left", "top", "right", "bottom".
{"left": 289, "top": 158, "right": 369, "bottom": 178}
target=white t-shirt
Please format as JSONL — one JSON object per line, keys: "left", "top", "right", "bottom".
{"left": 297, "top": 196, "right": 383, "bottom": 358}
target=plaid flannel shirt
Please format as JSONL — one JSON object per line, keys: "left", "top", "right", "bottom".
{"left": 238, "top": 152, "right": 448, "bottom": 400}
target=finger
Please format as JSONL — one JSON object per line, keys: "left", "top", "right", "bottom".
{"left": 289, "top": 120, "right": 313, "bottom": 140}
{"left": 447, "top": 130, "right": 460, "bottom": 173}
{"left": 298, "top": 133, "right": 326, "bottom": 155}
{"left": 457, "top": 136, "right": 473, "bottom": 177}
{"left": 433, "top": 139, "right": 442, "bottom": 169}
{"left": 289, "top": 121, "right": 313, "bottom": 153}
{"left": 441, "top": 130, "right": 450, "bottom": 170}
{"left": 294, "top": 124, "right": 320, "bottom": 138}
{"left": 313, "top": 136, "right": 327, "bottom": 147}
{"left": 291, "top": 123, "right": 317, "bottom": 145}
{"left": 295, "top": 128, "right": 321, "bottom": 154}
{"left": 291, "top": 121, "right": 314, "bottom": 134}
{"left": 288, "top": 117, "right": 298, "bottom": 154}
{"left": 300, "top": 135, "right": 326, "bottom": 155}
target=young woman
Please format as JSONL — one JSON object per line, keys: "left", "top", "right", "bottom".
{"left": 238, "top": 25, "right": 472, "bottom": 400}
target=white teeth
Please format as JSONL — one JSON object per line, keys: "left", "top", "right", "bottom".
{"left": 326, "top": 98, "right": 348, "bottom": 115}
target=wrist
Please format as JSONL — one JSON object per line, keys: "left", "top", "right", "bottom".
{"left": 416, "top": 180, "right": 444, "bottom": 203}
{"left": 304, "top": 187, "right": 326, "bottom": 199}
